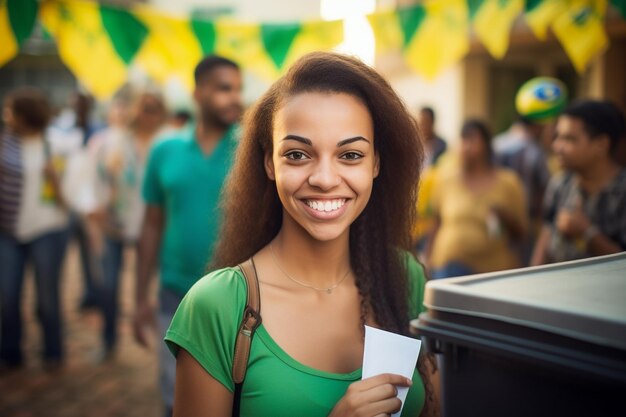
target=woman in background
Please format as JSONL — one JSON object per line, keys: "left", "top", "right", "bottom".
{"left": 83, "top": 90, "right": 167, "bottom": 359}
{"left": 0, "top": 87, "right": 69, "bottom": 370}
{"left": 427, "top": 119, "right": 527, "bottom": 279}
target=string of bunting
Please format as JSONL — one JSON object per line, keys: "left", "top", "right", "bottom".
{"left": 1, "top": 0, "right": 624, "bottom": 99}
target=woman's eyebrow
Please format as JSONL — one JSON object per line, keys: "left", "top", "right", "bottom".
{"left": 281, "top": 135, "right": 370, "bottom": 147}
{"left": 281, "top": 135, "right": 312, "bottom": 146}
{"left": 337, "top": 136, "right": 370, "bottom": 147}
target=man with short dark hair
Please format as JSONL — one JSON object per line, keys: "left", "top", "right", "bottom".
{"left": 417, "top": 106, "right": 447, "bottom": 167}
{"left": 132, "top": 55, "right": 243, "bottom": 416}
{"left": 531, "top": 100, "right": 626, "bottom": 265}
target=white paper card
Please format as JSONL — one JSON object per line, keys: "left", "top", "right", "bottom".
{"left": 362, "top": 325, "right": 422, "bottom": 417}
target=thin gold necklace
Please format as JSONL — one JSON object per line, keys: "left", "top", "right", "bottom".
{"left": 269, "top": 243, "right": 350, "bottom": 294}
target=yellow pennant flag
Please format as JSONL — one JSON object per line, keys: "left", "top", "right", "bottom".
{"left": 39, "top": 0, "right": 127, "bottom": 99}
{"left": 212, "top": 19, "right": 342, "bottom": 82}
{"left": 0, "top": 2, "right": 19, "bottom": 66}
{"left": 280, "top": 20, "right": 343, "bottom": 72}
{"left": 525, "top": 0, "right": 567, "bottom": 40}
{"left": 405, "top": 0, "right": 469, "bottom": 80}
{"left": 132, "top": 6, "right": 202, "bottom": 92}
{"left": 213, "top": 19, "right": 277, "bottom": 81}
{"left": 472, "top": 0, "right": 524, "bottom": 59}
{"left": 367, "top": 9, "right": 404, "bottom": 55}
{"left": 552, "top": 0, "right": 609, "bottom": 73}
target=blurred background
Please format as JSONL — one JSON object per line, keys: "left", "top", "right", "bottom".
{"left": 1, "top": 1, "right": 625, "bottom": 416}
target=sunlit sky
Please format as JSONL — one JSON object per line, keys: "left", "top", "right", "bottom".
{"left": 320, "top": 0, "right": 376, "bottom": 65}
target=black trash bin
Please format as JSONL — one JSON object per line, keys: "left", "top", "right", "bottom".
{"left": 414, "top": 252, "right": 626, "bottom": 417}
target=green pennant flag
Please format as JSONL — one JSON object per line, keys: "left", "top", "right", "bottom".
{"left": 398, "top": 4, "right": 427, "bottom": 47}
{"left": 261, "top": 23, "right": 302, "bottom": 70}
{"left": 0, "top": 0, "right": 38, "bottom": 66}
{"left": 611, "top": 0, "right": 626, "bottom": 19}
{"left": 191, "top": 18, "right": 217, "bottom": 55}
{"left": 467, "top": 0, "right": 483, "bottom": 20}
{"left": 100, "top": 5, "right": 148, "bottom": 64}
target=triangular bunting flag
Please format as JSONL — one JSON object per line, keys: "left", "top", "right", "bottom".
{"left": 261, "top": 22, "right": 302, "bottom": 70}
{"left": 133, "top": 5, "right": 203, "bottom": 92}
{"left": 100, "top": 4, "right": 148, "bottom": 64}
{"left": 610, "top": 0, "right": 626, "bottom": 18}
{"left": 470, "top": 0, "right": 524, "bottom": 59}
{"left": 0, "top": 0, "right": 38, "bottom": 66}
{"left": 552, "top": 0, "right": 609, "bottom": 73}
{"left": 190, "top": 17, "right": 216, "bottom": 56}
{"left": 404, "top": 0, "right": 469, "bottom": 79}
{"left": 367, "top": 9, "right": 404, "bottom": 54}
{"left": 39, "top": 0, "right": 128, "bottom": 99}
{"left": 525, "top": 0, "right": 567, "bottom": 40}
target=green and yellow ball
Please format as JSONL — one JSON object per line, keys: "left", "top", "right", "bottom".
{"left": 515, "top": 77, "right": 568, "bottom": 123}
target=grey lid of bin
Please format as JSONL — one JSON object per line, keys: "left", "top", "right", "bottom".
{"left": 422, "top": 252, "right": 626, "bottom": 350}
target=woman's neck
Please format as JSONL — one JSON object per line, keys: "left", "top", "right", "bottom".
{"left": 462, "top": 160, "right": 492, "bottom": 177}
{"left": 271, "top": 221, "right": 351, "bottom": 288}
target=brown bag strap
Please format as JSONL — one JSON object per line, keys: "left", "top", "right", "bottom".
{"left": 232, "top": 258, "right": 262, "bottom": 384}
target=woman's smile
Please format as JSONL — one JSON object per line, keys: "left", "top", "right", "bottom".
{"left": 301, "top": 198, "right": 351, "bottom": 220}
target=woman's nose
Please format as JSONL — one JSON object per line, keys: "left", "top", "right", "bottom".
{"left": 308, "top": 160, "right": 341, "bottom": 190}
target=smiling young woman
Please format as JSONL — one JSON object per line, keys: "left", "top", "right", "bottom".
{"left": 164, "top": 52, "right": 439, "bottom": 417}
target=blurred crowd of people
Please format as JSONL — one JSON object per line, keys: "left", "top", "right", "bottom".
{"left": 0, "top": 55, "right": 243, "bottom": 417}
{"left": 0, "top": 85, "right": 171, "bottom": 368}
{"left": 1, "top": 54, "right": 625, "bottom": 416}
{"left": 413, "top": 102, "right": 626, "bottom": 278}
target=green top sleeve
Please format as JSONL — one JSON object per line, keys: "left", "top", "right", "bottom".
{"left": 165, "top": 267, "right": 247, "bottom": 392}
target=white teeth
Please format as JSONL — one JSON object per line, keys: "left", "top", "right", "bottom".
{"left": 305, "top": 199, "right": 346, "bottom": 213}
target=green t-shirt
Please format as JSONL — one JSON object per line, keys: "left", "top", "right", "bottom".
{"left": 165, "top": 255, "right": 427, "bottom": 417}
{"left": 142, "top": 126, "right": 238, "bottom": 296}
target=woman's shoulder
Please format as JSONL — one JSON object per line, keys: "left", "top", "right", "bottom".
{"left": 185, "top": 266, "right": 247, "bottom": 306}
{"left": 168, "top": 266, "right": 248, "bottom": 343}
{"left": 166, "top": 266, "right": 249, "bottom": 391}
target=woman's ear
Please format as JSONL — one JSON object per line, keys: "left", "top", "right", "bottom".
{"left": 373, "top": 152, "right": 380, "bottom": 178}
{"left": 264, "top": 151, "right": 276, "bottom": 181}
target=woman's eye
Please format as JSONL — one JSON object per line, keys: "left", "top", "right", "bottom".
{"left": 341, "top": 152, "right": 363, "bottom": 161}
{"left": 285, "top": 151, "right": 308, "bottom": 161}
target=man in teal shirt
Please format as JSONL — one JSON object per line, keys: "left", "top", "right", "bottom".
{"left": 133, "top": 55, "right": 243, "bottom": 417}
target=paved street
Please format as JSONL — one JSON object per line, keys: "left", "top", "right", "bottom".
{"left": 0, "top": 244, "right": 162, "bottom": 417}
